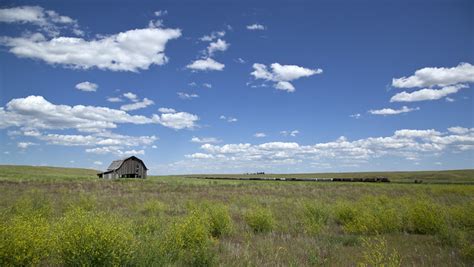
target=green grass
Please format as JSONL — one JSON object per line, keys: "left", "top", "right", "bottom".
{"left": 0, "top": 165, "right": 473, "bottom": 266}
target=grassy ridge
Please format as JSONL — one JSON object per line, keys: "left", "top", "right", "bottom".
{"left": 178, "top": 169, "right": 474, "bottom": 183}
{"left": 1, "top": 165, "right": 472, "bottom": 183}
{"left": 0, "top": 165, "right": 473, "bottom": 266}
{"left": 0, "top": 165, "right": 98, "bottom": 181}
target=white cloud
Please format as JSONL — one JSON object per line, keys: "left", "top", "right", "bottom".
{"left": 186, "top": 58, "right": 225, "bottom": 71}
{"left": 448, "top": 126, "right": 472, "bottom": 135}
{"left": 246, "top": 24, "right": 266, "bottom": 30}
{"left": 445, "top": 97, "right": 455, "bottom": 102}
{"left": 75, "top": 81, "right": 98, "bottom": 92}
{"left": 350, "top": 113, "right": 361, "bottom": 119}
{"left": 87, "top": 147, "right": 145, "bottom": 157}
{"left": 158, "top": 107, "right": 176, "bottom": 113}
{"left": 251, "top": 63, "right": 323, "bottom": 92}
{"left": 0, "top": 5, "right": 81, "bottom": 37}
{"left": 200, "top": 30, "right": 225, "bottom": 42}
{"left": 207, "top": 39, "right": 229, "bottom": 56}
{"left": 154, "top": 10, "right": 168, "bottom": 17}
{"left": 191, "top": 136, "right": 221, "bottom": 144}
{"left": 93, "top": 161, "right": 103, "bottom": 165}
{"left": 171, "top": 127, "right": 474, "bottom": 173}
{"left": 254, "top": 132, "right": 266, "bottom": 138}
{"left": 177, "top": 92, "right": 199, "bottom": 100}
{"left": 123, "top": 92, "right": 138, "bottom": 102}
{"left": 120, "top": 98, "right": 154, "bottom": 111}
{"left": 219, "top": 115, "right": 237, "bottom": 123}
{"left": 390, "top": 84, "right": 467, "bottom": 102}
{"left": 236, "top": 58, "right": 246, "bottom": 64}
{"left": 1, "top": 27, "right": 181, "bottom": 72}
{"left": 392, "top": 63, "right": 474, "bottom": 88}
{"left": 281, "top": 130, "right": 299, "bottom": 137}
{"left": 107, "top": 97, "right": 123, "bottom": 103}
{"left": 153, "top": 112, "right": 199, "bottom": 130}
{"left": 202, "top": 83, "right": 212, "bottom": 88}
{"left": 185, "top": 153, "right": 214, "bottom": 159}
{"left": 369, "top": 106, "right": 420, "bottom": 115}
{"left": 0, "top": 95, "right": 198, "bottom": 131}
{"left": 17, "top": 142, "right": 36, "bottom": 149}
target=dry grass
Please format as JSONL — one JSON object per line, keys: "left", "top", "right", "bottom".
{"left": 0, "top": 165, "right": 473, "bottom": 266}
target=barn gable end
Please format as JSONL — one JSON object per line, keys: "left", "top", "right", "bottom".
{"left": 97, "top": 156, "right": 148, "bottom": 179}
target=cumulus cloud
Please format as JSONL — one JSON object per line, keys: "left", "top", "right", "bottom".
{"left": 120, "top": 98, "right": 154, "bottom": 111}
{"left": 392, "top": 63, "right": 474, "bottom": 88}
{"left": 369, "top": 106, "right": 420, "bottom": 115}
{"left": 123, "top": 92, "right": 138, "bottom": 101}
{"left": 185, "top": 153, "right": 214, "bottom": 159}
{"left": 191, "top": 136, "right": 221, "bottom": 144}
{"left": 154, "top": 10, "right": 168, "bottom": 17}
{"left": 0, "top": 27, "right": 181, "bottom": 72}
{"left": 177, "top": 92, "right": 199, "bottom": 100}
{"left": 153, "top": 112, "right": 199, "bottom": 130}
{"left": 107, "top": 97, "right": 123, "bottom": 103}
{"left": 254, "top": 132, "right": 266, "bottom": 138}
{"left": 75, "top": 81, "right": 98, "bottom": 92}
{"left": 390, "top": 84, "right": 467, "bottom": 102}
{"left": 200, "top": 30, "right": 225, "bottom": 42}
{"left": 158, "top": 107, "right": 176, "bottom": 113}
{"left": 186, "top": 58, "right": 225, "bottom": 71}
{"left": 207, "top": 38, "right": 229, "bottom": 56}
{"left": 251, "top": 63, "right": 323, "bottom": 92}
{"left": 246, "top": 24, "right": 266, "bottom": 30}
{"left": 281, "top": 130, "right": 299, "bottom": 137}
{"left": 219, "top": 115, "right": 237, "bottom": 123}
{"left": 0, "top": 5, "right": 82, "bottom": 36}
{"left": 350, "top": 113, "right": 361, "bottom": 119}
{"left": 17, "top": 142, "right": 36, "bottom": 149}
{"left": 0, "top": 95, "right": 198, "bottom": 131}
{"left": 171, "top": 127, "right": 474, "bottom": 173}
{"left": 202, "top": 83, "right": 212, "bottom": 88}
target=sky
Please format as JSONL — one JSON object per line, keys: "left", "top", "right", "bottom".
{"left": 0, "top": 0, "right": 473, "bottom": 174}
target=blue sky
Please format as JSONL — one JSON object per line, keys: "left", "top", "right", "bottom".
{"left": 0, "top": 0, "right": 473, "bottom": 174}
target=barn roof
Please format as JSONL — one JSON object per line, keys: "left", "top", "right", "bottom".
{"left": 105, "top": 156, "right": 148, "bottom": 171}
{"left": 107, "top": 160, "right": 123, "bottom": 170}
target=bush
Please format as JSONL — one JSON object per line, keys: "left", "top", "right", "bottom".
{"left": 244, "top": 206, "right": 275, "bottom": 233}
{"left": 140, "top": 199, "right": 167, "bottom": 215}
{"left": 342, "top": 196, "right": 402, "bottom": 234}
{"left": 203, "top": 203, "right": 233, "bottom": 238}
{"left": 404, "top": 199, "right": 446, "bottom": 235}
{"left": 161, "top": 211, "right": 216, "bottom": 266}
{"left": 56, "top": 208, "right": 137, "bottom": 266}
{"left": 334, "top": 202, "right": 358, "bottom": 226}
{"left": 0, "top": 214, "right": 54, "bottom": 266}
{"left": 300, "top": 202, "right": 330, "bottom": 235}
{"left": 358, "top": 235, "right": 402, "bottom": 267}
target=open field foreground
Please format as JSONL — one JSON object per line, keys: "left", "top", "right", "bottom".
{"left": 0, "top": 166, "right": 473, "bottom": 266}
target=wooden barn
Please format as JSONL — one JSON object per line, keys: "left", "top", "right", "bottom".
{"left": 97, "top": 156, "right": 148, "bottom": 179}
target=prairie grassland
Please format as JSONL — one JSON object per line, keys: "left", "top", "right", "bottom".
{"left": 0, "top": 166, "right": 473, "bottom": 266}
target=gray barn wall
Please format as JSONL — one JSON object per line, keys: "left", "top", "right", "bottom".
{"left": 116, "top": 158, "right": 147, "bottom": 178}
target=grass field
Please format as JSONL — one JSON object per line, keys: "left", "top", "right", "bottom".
{"left": 0, "top": 165, "right": 473, "bottom": 266}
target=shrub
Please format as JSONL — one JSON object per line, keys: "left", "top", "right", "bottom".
{"left": 161, "top": 211, "right": 216, "bottom": 266}
{"left": 358, "top": 235, "right": 402, "bottom": 267}
{"left": 300, "top": 202, "right": 330, "bottom": 235}
{"left": 56, "top": 208, "right": 137, "bottom": 266}
{"left": 334, "top": 201, "right": 358, "bottom": 226}
{"left": 404, "top": 199, "right": 446, "bottom": 235}
{"left": 140, "top": 199, "right": 167, "bottom": 215}
{"left": 203, "top": 203, "right": 233, "bottom": 238}
{"left": 244, "top": 206, "right": 275, "bottom": 233}
{"left": 0, "top": 214, "right": 54, "bottom": 266}
{"left": 342, "top": 196, "right": 402, "bottom": 234}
